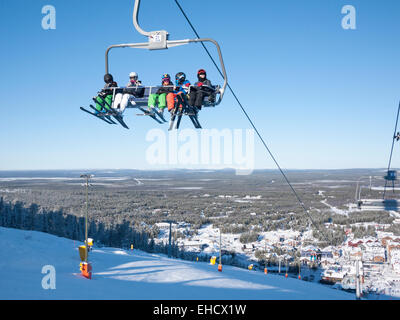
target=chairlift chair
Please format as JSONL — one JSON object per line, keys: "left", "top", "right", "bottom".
{"left": 84, "top": 0, "right": 228, "bottom": 130}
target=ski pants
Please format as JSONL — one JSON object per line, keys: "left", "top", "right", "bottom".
{"left": 95, "top": 94, "right": 113, "bottom": 111}
{"left": 148, "top": 93, "right": 167, "bottom": 110}
{"left": 113, "top": 93, "right": 135, "bottom": 113}
{"left": 188, "top": 87, "right": 214, "bottom": 109}
{"left": 167, "top": 92, "right": 187, "bottom": 112}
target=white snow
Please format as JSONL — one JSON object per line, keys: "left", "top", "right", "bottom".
{"left": 244, "top": 195, "right": 262, "bottom": 200}
{"left": 0, "top": 227, "right": 354, "bottom": 300}
{"left": 320, "top": 199, "right": 348, "bottom": 216}
{"left": 371, "top": 187, "right": 400, "bottom": 191}
{"left": 172, "top": 187, "right": 204, "bottom": 190}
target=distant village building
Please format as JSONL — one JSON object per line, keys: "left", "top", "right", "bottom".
{"left": 381, "top": 236, "right": 393, "bottom": 247}
{"left": 363, "top": 241, "right": 386, "bottom": 263}
{"left": 321, "top": 265, "right": 347, "bottom": 284}
{"left": 390, "top": 249, "right": 400, "bottom": 274}
{"left": 301, "top": 246, "right": 334, "bottom": 266}
{"left": 348, "top": 240, "right": 363, "bottom": 248}
{"left": 350, "top": 251, "right": 363, "bottom": 260}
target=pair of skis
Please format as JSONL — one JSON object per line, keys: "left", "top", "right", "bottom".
{"left": 80, "top": 105, "right": 116, "bottom": 125}
{"left": 81, "top": 97, "right": 202, "bottom": 130}
{"left": 169, "top": 105, "right": 201, "bottom": 131}
{"left": 80, "top": 97, "right": 129, "bottom": 129}
{"left": 136, "top": 106, "right": 167, "bottom": 124}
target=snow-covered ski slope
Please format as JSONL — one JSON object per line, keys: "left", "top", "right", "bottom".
{"left": 0, "top": 227, "right": 353, "bottom": 300}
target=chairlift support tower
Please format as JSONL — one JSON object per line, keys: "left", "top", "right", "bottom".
{"left": 384, "top": 170, "right": 397, "bottom": 194}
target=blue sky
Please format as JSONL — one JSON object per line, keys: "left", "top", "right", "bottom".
{"left": 1, "top": 0, "right": 400, "bottom": 170}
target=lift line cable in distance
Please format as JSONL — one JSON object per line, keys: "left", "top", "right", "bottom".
{"left": 173, "top": 0, "right": 330, "bottom": 243}
{"left": 383, "top": 101, "right": 400, "bottom": 199}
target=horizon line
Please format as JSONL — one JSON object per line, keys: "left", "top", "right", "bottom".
{"left": 0, "top": 167, "right": 394, "bottom": 172}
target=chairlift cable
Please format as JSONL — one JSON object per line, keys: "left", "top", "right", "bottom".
{"left": 173, "top": 0, "right": 330, "bottom": 243}
{"left": 383, "top": 101, "right": 400, "bottom": 199}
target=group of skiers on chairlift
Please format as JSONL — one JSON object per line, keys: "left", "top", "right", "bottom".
{"left": 94, "top": 69, "right": 215, "bottom": 119}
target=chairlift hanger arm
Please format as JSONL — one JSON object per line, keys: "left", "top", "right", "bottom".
{"left": 133, "top": 0, "right": 154, "bottom": 37}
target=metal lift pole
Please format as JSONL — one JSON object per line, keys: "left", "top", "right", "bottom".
{"left": 278, "top": 258, "right": 281, "bottom": 274}
{"left": 85, "top": 178, "right": 88, "bottom": 262}
{"left": 169, "top": 221, "right": 172, "bottom": 258}
{"left": 356, "top": 259, "right": 361, "bottom": 300}
{"left": 219, "top": 230, "right": 222, "bottom": 266}
{"left": 80, "top": 174, "right": 92, "bottom": 263}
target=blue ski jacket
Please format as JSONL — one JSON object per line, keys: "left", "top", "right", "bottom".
{"left": 174, "top": 80, "right": 191, "bottom": 94}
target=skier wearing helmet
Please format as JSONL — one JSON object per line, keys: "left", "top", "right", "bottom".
{"left": 188, "top": 69, "right": 215, "bottom": 111}
{"left": 94, "top": 73, "right": 118, "bottom": 113}
{"left": 147, "top": 74, "right": 173, "bottom": 116}
{"left": 113, "top": 72, "right": 142, "bottom": 114}
{"left": 166, "top": 72, "right": 191, "bottom": 114}
{"left": 128, "top": 72, "right": 142, "bottom": 86}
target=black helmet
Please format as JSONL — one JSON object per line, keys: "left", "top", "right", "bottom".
{"left": 104, "top": 73, "right": 114, "bottom": 84}
{"left": 175, "top": 72, "right": 186, "bottom": 84}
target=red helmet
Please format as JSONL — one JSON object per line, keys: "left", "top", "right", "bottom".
{"left": 197, "top": 69, "right": 206, "bottom": 76}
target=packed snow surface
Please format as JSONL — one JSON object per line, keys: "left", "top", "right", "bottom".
{"left": 0, "top": 227, "right": 354, "bottom": 300}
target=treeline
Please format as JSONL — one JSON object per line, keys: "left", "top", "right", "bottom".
{"left": 312, "top": 227, "right": 347, "bottom": 246}
{"left": 0, "top": 197, "right": 268, "bottom": 273}
{"left": 0, "top": 197, "right": 161, "bottom": 253}
{"left": 332, "top": 211, "right": 394, "bottom": 225}
{"left": 0, "top": 198, "right": 238, "bottom": 266}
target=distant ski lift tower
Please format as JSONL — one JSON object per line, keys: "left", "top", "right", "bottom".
{"left": 384, "top": 170, "right": 397, "bottom": 195}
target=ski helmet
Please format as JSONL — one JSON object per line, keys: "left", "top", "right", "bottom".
{"left": 197, "top": 69, "right": 206, "bottom": 80}
{"left": 162, "top": 74, "right": 171, "bottom": 84}
{"left": 129, "top": 72, "right": 138, "bottom": 79}
{"left": 104, "top": 73, "right": 114, "bottom": 84}
{"left": 175, "top": 72, "right": 186, "bottom": 84}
